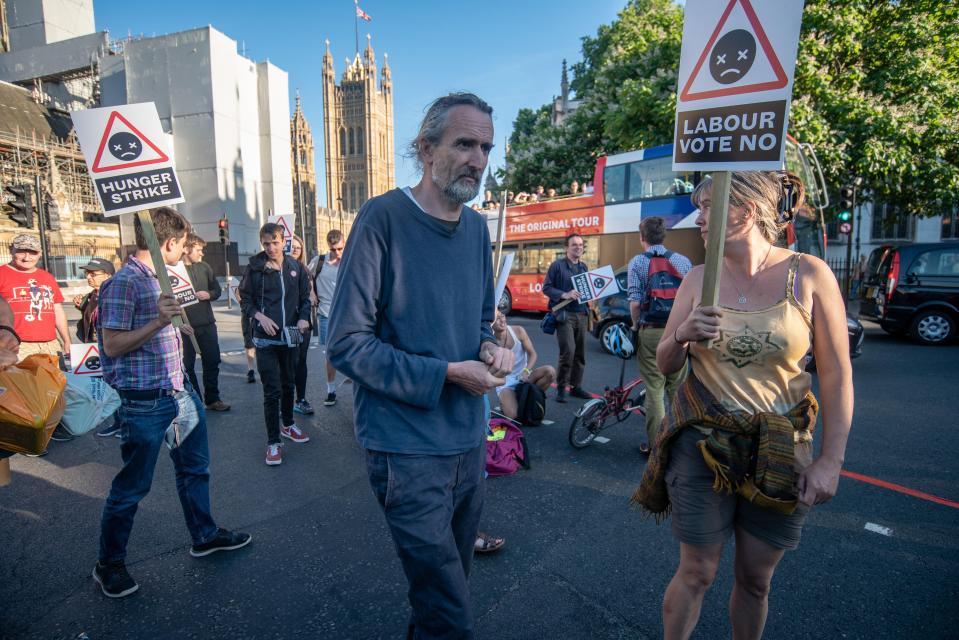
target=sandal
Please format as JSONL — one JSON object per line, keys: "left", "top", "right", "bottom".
{"left": 474, "top": 531, "right": 506, "bottom": 554}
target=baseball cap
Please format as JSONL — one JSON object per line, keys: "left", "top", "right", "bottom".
{"left": 81, "top": 258, "right": 116, "bottom": 275}
{"left": 10, "top": 234, "right": 41, "bottom": 252}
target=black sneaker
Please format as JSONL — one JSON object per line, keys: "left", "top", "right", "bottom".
{"left": 50, "top": 425, "right": 74, "bottom": 442}
{"left": 190, "top": 528, "right": 252, "bottom": 558}
{"left": 569, "top": 387, "right": 592, "bottom": 400}
{"left": 97, "top": 422, "right": 122, "bottom": 438}
{"left": 294, "top": 399, "right": 314, "bottom": 415}
{"left": 324, "top": 392, "right": 337, "bottom": 407}
{"left": 92, "top": 561, "right": 139, "bottom": 598}
{"left": 246, "top": 370, "right": 256, "bottom": 384}
{"left": 555, "top": 389, "right": 567, "bottom": 403}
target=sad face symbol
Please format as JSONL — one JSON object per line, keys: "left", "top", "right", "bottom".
{"left": 169, "top": 275, "right": 181, "bottom": 288}
{"left": 85, "top": 355, "right": 101, "bottom": 371}
{"left": 108, "top": 131, "right": 143, "bottom": 161}
{"left": 709, "top": 29, "right": 756, "bottom": 85}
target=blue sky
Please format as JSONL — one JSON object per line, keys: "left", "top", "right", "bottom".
{"left": 93, "top": 0, "right": 626, "bottom": 207}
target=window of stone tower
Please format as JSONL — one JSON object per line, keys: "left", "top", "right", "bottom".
{"left": 349, "top": 129, "right": 355, "bottom": 155}
{"left": 350, "top": 183, "right": 357, "bottom": 210}
{"left": 357, "top": 128, "right": 364, "bottom": 155}
{"left": 340, "top": 182, "right": 347, "bottom": 209}
{"left": 360, "top": 184, "right": 367, "bottom": 205}
{"left": 340, "top": 128, "right": 346, "bottom": 156}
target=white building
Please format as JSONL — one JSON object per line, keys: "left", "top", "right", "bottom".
{"left": 1, "top": 0, "right": 294, "bottom": 259}
{"left": 99, "top": 26, "right": 293, "bottom": 258}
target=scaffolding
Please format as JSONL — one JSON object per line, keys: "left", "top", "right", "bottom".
{"left": 0, "top": 125, "right": 119, "bottom": 255}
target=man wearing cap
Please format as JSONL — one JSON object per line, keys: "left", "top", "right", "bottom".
{"left": 74, "top": 258, "right": 115, "bottom": 343}
{"left": 0, "top": 234, "right": 71, "bottom": 361}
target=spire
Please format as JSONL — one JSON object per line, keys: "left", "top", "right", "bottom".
{"left": 323, "top": 39, "right": 334, "bottom": 77}
{"left": 364, "top": 33, "right": 375, "bottom": 65}
{"left": 561, "top": 58, "right": 570, "bottom": 106}
{"left": 381, "top": 51, "right": 391, "bottom": 85}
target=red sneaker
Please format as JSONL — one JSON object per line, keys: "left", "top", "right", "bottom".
{"left": 280, "top": 424, "right": 310, "bottom": 443}
{"left": 265, "top": 443, "right": 283, "bottom": 466}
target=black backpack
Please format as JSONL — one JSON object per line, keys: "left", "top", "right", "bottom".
{"left": 515, "top": 382, "right": 546, "bottom": 426}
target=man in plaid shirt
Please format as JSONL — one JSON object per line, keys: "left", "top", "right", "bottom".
{"left": 93, "top": 207, "right": 250, "bottom": 599}
{"left": 627, "top": 216, "right": 692, "bottom": 453}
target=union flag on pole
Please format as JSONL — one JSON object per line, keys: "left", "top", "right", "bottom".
{"left": 356, "top": 5, "right": 372, "bottom": 21}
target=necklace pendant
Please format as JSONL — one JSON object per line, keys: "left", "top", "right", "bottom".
{"left": 738, "top": 295, "right": 747, "bottom": 304}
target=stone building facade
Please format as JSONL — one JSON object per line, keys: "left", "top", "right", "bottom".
{"left": 290, "top": 93, "right": 318, "bottom": 254}
{"left": 321, "top": 35, "right": 394, "bottom": 212}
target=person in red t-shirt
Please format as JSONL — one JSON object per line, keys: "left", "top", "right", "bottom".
{"left": 0, "top": 234, "right": 71, "bottom": 361}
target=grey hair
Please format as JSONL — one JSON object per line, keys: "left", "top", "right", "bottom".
{"left": 691, "top": 171, "right": 806, "bottom": 243}
{"left": 407, "top": 93, "right": 493, "bottom": 172}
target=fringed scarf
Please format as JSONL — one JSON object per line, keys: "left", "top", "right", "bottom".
{"left": 631, "top": 373, "right": 818, "bottom": 519}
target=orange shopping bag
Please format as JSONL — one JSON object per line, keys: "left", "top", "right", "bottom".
{"left": 0, "top": 354, "right": 67, "bottom": 455}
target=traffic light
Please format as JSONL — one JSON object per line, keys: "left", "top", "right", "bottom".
{"left": 218, "top": 217, "right": 229, "bottom": 244}
{"left": 838, "top": 186, "right": 854, "bottom": 222}
{"left": 4, "top": 184, "right": 34, "bottom": 228}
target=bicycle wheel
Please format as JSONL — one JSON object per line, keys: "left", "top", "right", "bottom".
{"left": 568, "top": 399, "right": 608, "bottom": 449}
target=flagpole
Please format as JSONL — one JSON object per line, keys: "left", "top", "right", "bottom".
{"left": 354, "top": 0, "right": 359, "bottom": 56}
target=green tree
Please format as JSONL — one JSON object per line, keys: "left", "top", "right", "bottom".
{"left": 506, "top": 0, "right": 959, "bottom": 220}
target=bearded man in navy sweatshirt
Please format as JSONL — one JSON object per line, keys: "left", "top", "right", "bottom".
{"left": 328, "top": 93, "right": 513, "bottom": 640}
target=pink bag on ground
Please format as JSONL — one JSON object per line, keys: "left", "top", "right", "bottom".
{"left": 486, "top": 418, "right": 530, "bottom": 477}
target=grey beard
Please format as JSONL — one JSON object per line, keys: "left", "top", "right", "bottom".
{"left": 433, "top": 168, "right": 480, "bottom": 205}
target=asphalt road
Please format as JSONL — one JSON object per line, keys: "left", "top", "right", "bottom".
{"left": 1, "top": 303, "right": 957, "bottom": 639}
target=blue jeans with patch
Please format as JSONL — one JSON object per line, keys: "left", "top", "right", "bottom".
{"left": 99, "top": 386, "right": 218, "bottom": 563}
{"left": 365, "top": 444, "right": 486, "bottom": 640}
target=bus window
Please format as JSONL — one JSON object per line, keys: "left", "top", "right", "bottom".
{"left": 628, "top": 156, "right": 696, "bottom": 201}
{"left": 605, "top": 165, "right": 626, "bottom": 204}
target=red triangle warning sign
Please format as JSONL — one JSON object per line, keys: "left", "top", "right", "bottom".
{"left": 73, "top": 344, "right": 103, "bottom": 375}
{"left": 277, "top": 216, "right": 293, "bottom": 238}
{"left": 680, "top": 0, "right": 788, "bottom": 102}
{"left": 588, "top": 274, "right": 614, "bottom": 299}
{"left": 91, "top": 110, "right": 170, "bottom": 173}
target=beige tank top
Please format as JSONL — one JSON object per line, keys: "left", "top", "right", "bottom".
{"left": 690, "top": 253, "right": 813, "bottom": 415}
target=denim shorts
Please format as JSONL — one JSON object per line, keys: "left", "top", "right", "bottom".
{"left": 317, "top": 314, "right": 329, "bottom": 346}
{"left": 665, "top": 428, "right": 812, "bottom": 551}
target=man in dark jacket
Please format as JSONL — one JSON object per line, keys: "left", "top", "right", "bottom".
{"left": 239, "top": 223, "right": 312, "bottom": 466}
{"left": 542, "top": 233, "right": 590, "bottom": 403}
{"left": 182, "top": 235, "right": 229, "bottom": 412}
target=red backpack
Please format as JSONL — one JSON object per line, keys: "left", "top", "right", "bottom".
{"left": 486, "top": 418, "right": 530, "bottom": 477}
{"left": 642, "top": 250, "right": 684, "bottom": 325}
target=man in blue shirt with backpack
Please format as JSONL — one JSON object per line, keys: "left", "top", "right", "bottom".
{"left": 627, "top": 216, "right": 692, "bottom": 454}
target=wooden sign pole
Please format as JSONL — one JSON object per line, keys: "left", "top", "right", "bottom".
{"left": 136, "top": 211, "right": 200, "bottom": 352}
{"left": 699, "top": 171, "right": 732, "bottom": 347}
{"left": 493, "top": 192, "right": 507, "bottom": 281}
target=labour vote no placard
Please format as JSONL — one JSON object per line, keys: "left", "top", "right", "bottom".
{"left": 70, "top": 103, "right": 184, "bottom": 215}
{"left": 673, "top": 0, "right": 804, "bottom": 171}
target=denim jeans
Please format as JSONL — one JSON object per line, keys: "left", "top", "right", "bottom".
{"left": 182, "top": 323, "right": 222, "bottom": 404}
{"left": 99, "top": 386, "right": 218, "bottom": 563}
{"left": 365, "top": 445, "right": 486, "bottom": 640}
{"left": 256, "top": 343, "right": 296, "bottom": 443}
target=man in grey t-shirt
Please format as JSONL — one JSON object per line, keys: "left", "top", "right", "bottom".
{"left": 314, "top": 229, "right": 345, "bottom": 406}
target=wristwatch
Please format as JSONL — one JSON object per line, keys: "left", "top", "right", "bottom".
{"left": 0, "top": 324, "right": 21, "bottom": 345}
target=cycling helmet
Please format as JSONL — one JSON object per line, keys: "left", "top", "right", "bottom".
{"left": 603, "top": 322, "right": 635, "bottom": 359}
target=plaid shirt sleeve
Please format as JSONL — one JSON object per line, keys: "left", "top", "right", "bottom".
{"left": 98, "top": 276, "right": 137, "bottom": 331}
{"left": 670, "top": 252, "right": 693, "bottom": 278}
{"left": 627, "top": 253, "right": 650, "bottom": 305}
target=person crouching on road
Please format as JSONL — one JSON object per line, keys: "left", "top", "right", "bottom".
{"left": 182, "top": 234, "right": 230, "bottom": 413}
{"left": 490, "top": 308, "right": 555, "bottom": 421}
{"left": 94, "top": 207, "right": 251, "bottom": 599}
{"left": 239, "top": 223, "right": 312, "bottom": 466}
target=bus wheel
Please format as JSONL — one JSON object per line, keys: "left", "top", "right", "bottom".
{"left": 498, "top": 289, "right": 512, "bottom": 315}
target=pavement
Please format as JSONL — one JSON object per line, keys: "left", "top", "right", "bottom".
{"left": 1, "top": 303, "right": 958, "bottom": 639}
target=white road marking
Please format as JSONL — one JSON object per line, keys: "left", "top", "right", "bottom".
{"left": 540, "top": 419, "right": 555, "bottom": 425}
{"left": 864, "top": 522, "right": 893, "bottom": 537}
{"left": 594, "top": 436, "right": 611, "bottom": 444}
